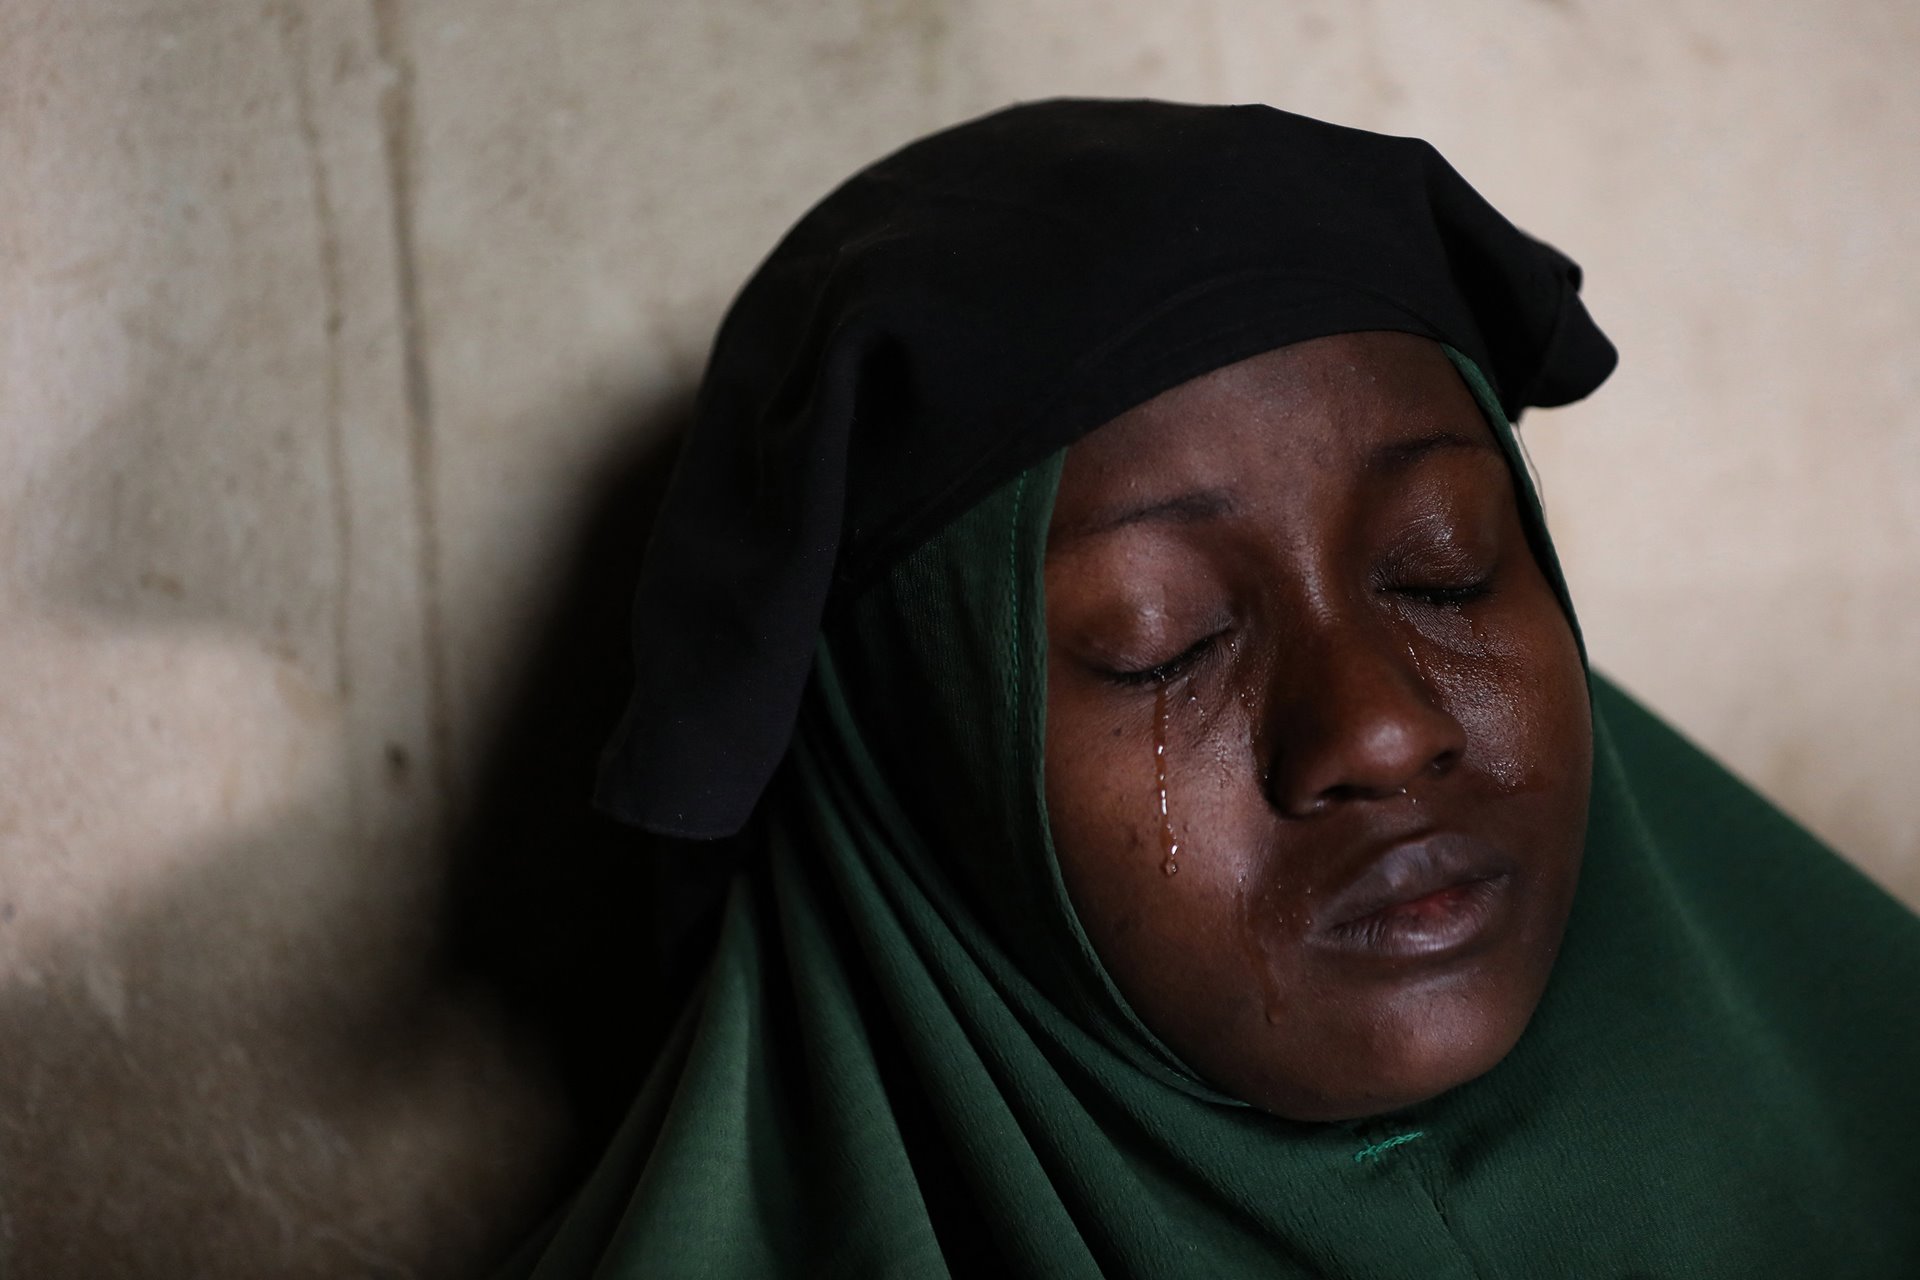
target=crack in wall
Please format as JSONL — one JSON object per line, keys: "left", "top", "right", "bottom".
{"left": 273, "top": 1, "right": 354, "bottom": 710}
{"left": 370, "top": 0, "right": 454, "bottom": 823}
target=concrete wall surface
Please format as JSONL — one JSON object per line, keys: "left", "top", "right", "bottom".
{"left": 4, "top": 0, "right": 1917, "bottom": 1274}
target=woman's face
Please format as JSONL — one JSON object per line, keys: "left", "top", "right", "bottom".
{"left": 1043, "top": 331, "right": 1592, "bottom": 1122}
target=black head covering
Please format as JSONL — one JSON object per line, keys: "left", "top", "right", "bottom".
{"left": 596, "top": 97, "right": 1616, "bottom": 837}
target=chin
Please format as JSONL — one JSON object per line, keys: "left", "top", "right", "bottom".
{"left": 1244, "top": 969, "right": 1540, "bottom": 1124}
{"left": 1318, "top": 1039, "right": 1520, "bottom": 1122}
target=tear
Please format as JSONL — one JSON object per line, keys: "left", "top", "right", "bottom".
{"left": 1154, "top": 681, "right": 1179, "bottom": 877}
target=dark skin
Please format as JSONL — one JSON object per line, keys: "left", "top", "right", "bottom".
{"left": 1043, "top": 331, "right": 1592, "bottom": 1122}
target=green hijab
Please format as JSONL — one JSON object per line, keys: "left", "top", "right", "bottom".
{"left": 507, "top": 354, "right": 1920, "bottom": 1277}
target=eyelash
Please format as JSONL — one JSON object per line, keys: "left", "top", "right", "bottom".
{"left": 1398, "top": 577, "right": 1494, "bottom": 609}
{"left": 1099, "top": 567, "right": 1490, "bottom": 689}
{"left": 1106, "top": 631, "right": 1225, "bottom": 687}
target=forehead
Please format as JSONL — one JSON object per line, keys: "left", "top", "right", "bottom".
{"left": 1052, "top": 331, "right": 1494, "bottom": 521}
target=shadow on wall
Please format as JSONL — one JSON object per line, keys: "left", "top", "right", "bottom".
{"left": 1, "top": 388, "right": 724, "bottom": 1277}
{"left": 0, "top": 831, "right": 570, "bottom": 1278}
{"left": 437, "top": 391, "right": 746, "bottom": 1155}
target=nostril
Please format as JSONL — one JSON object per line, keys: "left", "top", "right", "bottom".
{"left": 1428, "top": 746, "right": 1462, "bottom": 776}
{"left": 1267, "top": 720, "right": 1466, "bottom": 817}
{"left": 1291, "top": 790, "right": 1333, "bottom": 818}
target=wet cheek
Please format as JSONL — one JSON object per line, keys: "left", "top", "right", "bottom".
{"left": 1425, "top": 611, "right": 1580, "bottom": 795}
{"left": 1046, "top": 702, "right": 1177, "bottom": 894}
{"left": 1049, "top": 679, "right": 1276, "bottom": 970}
{"left": 1158, "top": 715, "right": 1302, "bottom": 1048}
{"left": 1159, "top": 677, "right": 1273, "bottom": 877}
{"left": 1069, "top": 688, "right": 1268, "bottom": 922}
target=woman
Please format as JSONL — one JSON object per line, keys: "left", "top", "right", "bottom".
{"left": 508, "top": 100, "right": 1920, "bottom": 1276}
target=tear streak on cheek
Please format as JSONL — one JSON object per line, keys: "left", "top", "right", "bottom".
{"left": 1153, "top": 681, "right": 1180, "bottom": 878}
{"left": 1241, "top": 874, "right": 1309, "bottom": 1029}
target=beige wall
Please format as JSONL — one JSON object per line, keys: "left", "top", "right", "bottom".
{"left": 5, "top": 1, "right": 1916, "bottom": 1274}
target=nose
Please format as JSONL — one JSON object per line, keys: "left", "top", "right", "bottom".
{"left": 1261, "top": 623, "right": 1467, "bottom": 818}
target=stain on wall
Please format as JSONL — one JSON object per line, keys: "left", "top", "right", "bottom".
{"left": 3, "top": 0, "right": 1917, "bottom": 1274}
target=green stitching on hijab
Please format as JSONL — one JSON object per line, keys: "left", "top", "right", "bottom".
{"left": 1353, "top": 1132, "right": 1427, "bottom": 1164}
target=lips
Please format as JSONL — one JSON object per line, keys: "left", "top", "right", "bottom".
{"left": 1310, "top": 831, "right": 1518, "bottom": 961}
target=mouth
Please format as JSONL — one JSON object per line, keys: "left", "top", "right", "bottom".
{"left": 1309, "top": 832, "right": 1518, "bottom": 962}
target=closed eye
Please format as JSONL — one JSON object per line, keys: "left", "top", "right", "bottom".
{"left": 1104, "top": 630, "right": 1226, "bottom": 687}
{"left": 1394, "top": 578, "right": 1493, "bottom": 609}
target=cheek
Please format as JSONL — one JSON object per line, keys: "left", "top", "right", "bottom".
{"left": 1043, "top": 694, "right": 1150, "bottom": 925}
{"left": 1047, "top": 678, "right": 1263, "bottom": 876}
{"left": 1418, "top": 593, "right": 1590, "bottom": 800}
{"left": 1044, "top": 676, "right": 1277, "bottom": 1010}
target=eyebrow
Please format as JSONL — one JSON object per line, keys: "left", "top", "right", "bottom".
{"left": 1367, "top": 428, "right": 1501, "bottom": 472}
{"left": 1048, "top": 488, "right": 1239, "bottom": 548}
{"left": 1048, "top": 430, "right": 1498, "bottom": 549}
